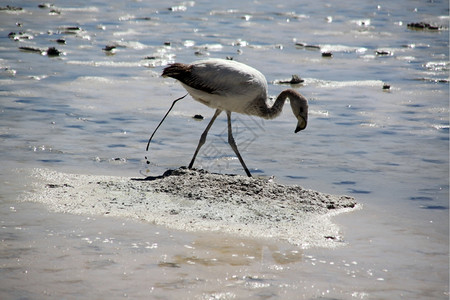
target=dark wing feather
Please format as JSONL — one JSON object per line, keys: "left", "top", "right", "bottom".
{"left": 162, "top": 63, "right": 217, "bottom": 94}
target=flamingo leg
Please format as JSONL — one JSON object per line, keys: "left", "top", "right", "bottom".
{"left": 189, "top": 109, "right": 222, "bottom": 169}
{"left": 226, "top": 111, "right": 252, "bottom": 177}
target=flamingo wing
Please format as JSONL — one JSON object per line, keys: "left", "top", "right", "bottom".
{"left": 162, "top": 59, "right": 268, "bottom": 113}
{"left": 163, "top": 59, "right": 267, "bottom": 97}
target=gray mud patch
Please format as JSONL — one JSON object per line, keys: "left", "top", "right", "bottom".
{"left": 23, "top": 167, "right": 359, "bottom": 249}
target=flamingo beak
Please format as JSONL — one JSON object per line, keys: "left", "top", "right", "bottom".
{"left": 295, "top": 116, "right": 307, "bottom": 133}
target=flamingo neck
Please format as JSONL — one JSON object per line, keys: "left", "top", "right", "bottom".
{"left": 248, "top": 90, "right": 293, "bottom": 119}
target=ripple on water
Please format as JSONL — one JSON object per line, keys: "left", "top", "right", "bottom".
{"left": 422, "top": 158, "right": 445, "bottom": 164}
{"left": 347, "top": 189, "right": 371, "bottom": 195}
{"left": 333, "top": 181, "right": 356, "bottom": 186}
{"left": 420, "top": 205, "right": 448, "bottom": 210}
{"left": 409, "top": 196, "right": 434, "bottom": 201}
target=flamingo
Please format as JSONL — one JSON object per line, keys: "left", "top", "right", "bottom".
{"left": 161, "top": 58, "right": 309, "bottom": 177}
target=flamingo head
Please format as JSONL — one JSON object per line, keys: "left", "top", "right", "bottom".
{"left": 295, "top": 113, "right": 307, "bottom": 133}
{"left": 290, "top": 92, "right": 308, "bottom": 133}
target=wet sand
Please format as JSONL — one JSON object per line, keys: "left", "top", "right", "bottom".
{"left": 23, "top": 167, "right": 358, "bottom": 249}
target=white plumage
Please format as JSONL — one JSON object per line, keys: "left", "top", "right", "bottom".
{"left": 175, "top": 59, "right": 267, "bottom": 113}
{"left": 162, "top": 58, "right": 308, "bottom": 177}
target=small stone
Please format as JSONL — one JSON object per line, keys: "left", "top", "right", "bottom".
{"left": 289, "top": 75, "right": 304, "bottom": 84}
{"left": 0, "top": 5, "right": 23, "bottom": 11}
{"left": 274, "top": 75, "right": 304, "bottom": 85}
{"left": 103, "top": 45, "right": 116, "bottom": 51}
{"left": 38, "top": 3, "right": 53, "bottom": 9}
{"left": 407, "top": 22, "right": 441, "bottom": 30}
{"left": 376, "top": 50, "right": 391, "bottom": 56}
{"left": 18, "top": 46, "right": 42, "bottom": 54}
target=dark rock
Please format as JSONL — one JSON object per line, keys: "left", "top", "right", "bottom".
{"left": 9, "top": 32, "right": 33, "bottom": 41}
{"left": 103, "top": 45, "right": 116, "bottom": 51}
{"left": 376, "top": 50, "right": 392, "bottom": 56}
{"left": 38, "top": 3, "right": 54, "bottom": 9}
{"left": 407, "top": 22, "right": 441, "bottom": 30}
{"left": 275, "top": 75, "right": 304, "bottom": 85}
{"left": 19, "top": 46, "right": 42, "bottom": 54}
{"left": 0, "top": 5, "right": 23, "bottom": 11}
{"left": 46, "top": 47, "right": 61, "bottom": 56}
{"left": 295, "top": 42, "right": 321, "bottom": 50}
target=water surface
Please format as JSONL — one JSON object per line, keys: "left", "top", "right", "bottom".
{"left": 0, "top": 0, "right": 448, "bottom": 298}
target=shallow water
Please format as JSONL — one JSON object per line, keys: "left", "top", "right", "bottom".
{"left": 0, "top": 0, "right": 449, "bottom": 299}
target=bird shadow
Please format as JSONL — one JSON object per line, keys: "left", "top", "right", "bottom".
{"left": 131, "top": 166, "right": 241, "bottom": 182}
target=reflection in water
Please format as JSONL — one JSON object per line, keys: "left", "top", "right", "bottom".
{"left": 162, "top": 235, "right": 303, "bottom": 268}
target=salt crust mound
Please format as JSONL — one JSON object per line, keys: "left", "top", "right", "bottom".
{"left": 24, "top": 167, "right": 358, "bottom": 249}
